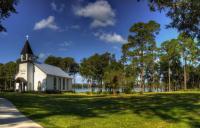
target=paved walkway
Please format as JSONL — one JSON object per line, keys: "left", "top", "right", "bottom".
{"left": 0, "top": 98, "right": 43, "bottom": 128}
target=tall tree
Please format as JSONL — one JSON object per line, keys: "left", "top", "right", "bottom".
{"left": 121, "top": 44, "right": 138, "bottom": 92}
{"left": 177, "top": 33, "right": 199, "bottom": 90}
{"left": 146, "top": 0, "right": 200, "bottom": 39}
{"left": 160, "top": 39, "right": 181, "bottom": 91}
{"left": 80, "top": 58, "right": 94, "bottom": 91}
{"left": 103, "top": 60, "right": 124, "bottom": 94}
{"left": 80, "top": 52, "right": 114, "bottom": 92}
{"left": 60, "top": 57, "right": 79, "bottom": 85}
{"left": 122, "top": 20, "right": 160, "bottom": 93}
{"left": 0, "top": 0, "right": 18, "bottom": 32}
{"left": 60, "top": 57, "right": 79, "bottom": 75}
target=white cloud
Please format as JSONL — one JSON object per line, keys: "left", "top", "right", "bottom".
{"left": 58, "top": 41, "right": 71, "bottom": 51}
{"left": 70, "top": 25, "right": 80, "bottom": 29}
{"left": 0, "top": 32, "right": 8, "bottom": 38}
{"left": 38, "top": 53, "right": 46, "bottom": 59}
{"left": 58, "top": 26, "right": 68, "bottom": 32}
{"left": 34, "top": 16, "right": 59, "bottom": 30}
{"left": 112, "top": 46, "right": 120, "bottom": 51}
{"left": 50, "top": 2, "right": 65, "bottom": 12}
{"left": 95, "top": 32, "right": 127, "bottom": 44}
{"left": 58, "top": 25, "right": 80, "bottom": 32}
{"left": 59, "top": 41, "right": 71, "bottom": 47}
{"left": 75, "top": 73, "right": 87, "bottom": 84}
{"left": 38, "top": 53, "right": 51, "bottom": 62}
{"left": 74, "top": 0, "right": 115, "bottom": 28}
{"left": 51, "top": 2, "right": 57, "bottom": 11}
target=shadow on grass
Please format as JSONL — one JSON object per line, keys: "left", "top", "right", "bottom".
{"left": 1, "top": 92, "right": 200, "bottom": 128}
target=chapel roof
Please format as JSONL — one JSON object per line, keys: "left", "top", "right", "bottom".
{"left": 20, "top": 40, "right": 34, "bottom": 55}
{"left": 34, "top": 63, "right": 72, "bottom": 78}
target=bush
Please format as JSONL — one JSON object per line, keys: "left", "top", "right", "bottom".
{"left": 102, "top": 91, "right": 110, "bottom": 95}
{"left": 45, "top": 90, "right": 62, "bottom": 94}
{"left": 86, "top": 91, "right": 93, "bottom": 95}
{"left": 123, "top": 88, "right": 132, "bottom": 94}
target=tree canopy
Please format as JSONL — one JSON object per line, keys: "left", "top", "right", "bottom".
{"left": 0, "top": 0, "right": 18, "bottom": 32}
{"left": 146, "top": 0, "right": 200, "bottom": 39}
{"left": 44, "top": 56, "right": 79, "bottom": 75}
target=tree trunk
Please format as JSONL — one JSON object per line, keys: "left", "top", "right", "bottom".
{"left": 100, "top": 80, "right": 103, "bottom": 92}
{"left": 141, "top": 68, "right": 144, "bottom": 93}
{"left": 88, "top": 79, "right": 92, "bottom": 92}
{"left": 4, "top": 80, "right": 7, "bottom": 90}
{"left": 90, "top": 80, "right": 92, "bottom": 92}
{"left": 184, "top": 58, "right": 187, "bottom": 90}
{"left": 10, "top": 78, "right": 12, "bottom": 90}
{"left": 168, "top": 62, "right": 171, "bottom": 92}
{"left": 141, "top": 49, "right": 144, "bottom": 93}
{"left": 73, "top": 74, "right": 76, "bottom": 85}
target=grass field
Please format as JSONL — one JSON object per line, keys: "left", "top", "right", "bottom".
{"left": 1, "top": 92, "right": 200, "bottom": 128}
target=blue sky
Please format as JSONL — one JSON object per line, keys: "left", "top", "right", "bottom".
{"left": 0, "top": 0, "right": 178, "bottom": 63}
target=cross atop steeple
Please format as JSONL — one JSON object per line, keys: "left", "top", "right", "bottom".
{"left": 26, "top": 35, "right": 29, "bottom": 40}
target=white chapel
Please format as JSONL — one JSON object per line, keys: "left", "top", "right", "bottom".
{"left": 15, "top": 39, "right": 73, "bottom": 92}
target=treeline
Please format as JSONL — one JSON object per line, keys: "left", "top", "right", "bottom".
{"left": 120, "top": 21, "right": 200, "bottom": 93}
{"left": 76, "top": 21, "right": 200, "bottom": 94}
{"left": 44, "top": 56, "right": 79, "bottom": 76}
{"left": 0, "top": 61, "right": 18, "bottom": 91}
{"left": 44, "top": 21, "right": 200, "bottom": 94}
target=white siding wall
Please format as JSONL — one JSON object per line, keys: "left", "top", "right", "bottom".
{"left": 27, "top": 63, "right": 34, "bottom": 90}
{"left": 34, "top": 65, "right": 47, "bottom": 91}
{"left": 15, "top": 62, "right": 34, "bottom": 91}
{"left": 46, "top": 75, "right": 54, "bottom": 90}
{"left": 15, "top": 63, "right": 28, "bottom": 80}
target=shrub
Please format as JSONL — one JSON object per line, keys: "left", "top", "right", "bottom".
{"left": 123, "top": 88, "right": 132, "bottom": 94}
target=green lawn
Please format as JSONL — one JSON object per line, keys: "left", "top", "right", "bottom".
{"left": 1, "top": 92, "right": 200, "bottom": 128}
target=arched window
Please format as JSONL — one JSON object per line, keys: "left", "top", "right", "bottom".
{"left": 22, "top": 54, "right": 26, "bottom": 61}
{"left": 38, "top": 81, "right": 41, "bottom": 91}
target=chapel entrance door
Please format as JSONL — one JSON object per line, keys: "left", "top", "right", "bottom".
{"left": 16, "top": 77, "right": 27, "bottom": 92}
{"left": 19, "top": 82, "right": 27, "bottom": 92}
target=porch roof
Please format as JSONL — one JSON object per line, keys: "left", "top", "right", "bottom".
{"left": 15, "top": 77, "right": 27, "bottom": 83}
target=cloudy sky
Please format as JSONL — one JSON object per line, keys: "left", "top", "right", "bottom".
{"left": 0, "top": 0, "right": 178, "bottom": 63}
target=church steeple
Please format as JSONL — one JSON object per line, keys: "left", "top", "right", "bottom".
{"left": 20, "top": 38, "right": 35, "bottom": 62}
{"left": 21, "top": 40, "right": 33, "bottom": 55}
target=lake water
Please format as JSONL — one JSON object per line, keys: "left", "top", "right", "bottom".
{"left": 74, "top": 87, "right": 163, "bottom": 93}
